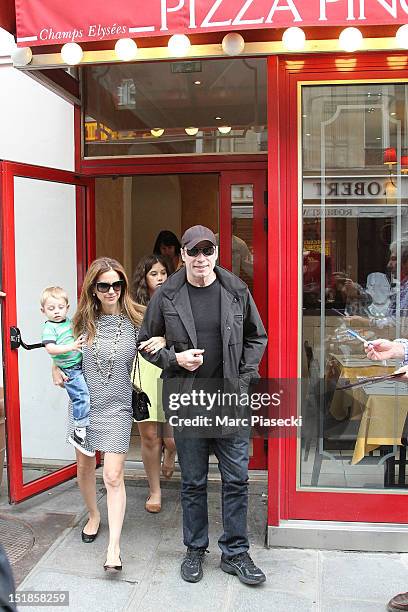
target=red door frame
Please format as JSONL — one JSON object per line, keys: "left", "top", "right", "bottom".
{"left": 0, "top": 161, "right": 95, "bottom": 502}
{"left": 267, "top": 52, "right": 408, "bottom": 526}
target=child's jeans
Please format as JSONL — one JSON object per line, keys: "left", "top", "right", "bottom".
{"left": 61, "top": 364, "right": 90, "bottom": 429}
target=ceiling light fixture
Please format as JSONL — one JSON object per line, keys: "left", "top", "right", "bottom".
{"left": 282, "top": 27, "right": 306, "bottom": 51}
{"left": 185, "top": 127, "right": 199, "bottom": 136}
{"left": 61, "top": 42, "right": 83, "bottom": 65}
{"left": 115, "top": 38, "right": 138, "bottom": 61}
{"left": 222, "top": 32, "right": 245, "bottom": 56}
{"left": 396, "top": 24, "right": 408, "bottom": 48}
{"left": 218, "top": 126, "right": 232, "bottom": 134}
{"left": 339, "top": 27, "right": 363, "bottom": 52}
{"left": 168, "top": 34, "right": 191, "bottom": 57}
{"left": 151, "top": 128, "right": 164, "bottom": 137}
{"left": 10, "top": 46, "right": 32, "bottom": 66}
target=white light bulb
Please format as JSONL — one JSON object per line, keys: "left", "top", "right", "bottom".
{"left": 61, "top": 42, "right": 83, "bottom": 65}
{"left": 222, "top": 33, "right": 245, "bottom": 56}
{"left": 339, "top": 27, "right": 363, "bottom": 52}
{"left": 151, "top": 128, "right": 164, "bottom": 137}
{"left": 10, "top": 46, "right": 33, "bottom": 66}
{"left": 218, "top": 126, "right": 232, "bottom": 134}
{"left": 115, "top": 38, "right": 138, "bottom": 61}
{"left": 168, "top": 34, "right": 191, "bottom": 57}
{"left": 185, "top": 127, "right": 199, "bottom": 136}
{"left": 396, "top": 24, "right": 408, "bottom": 49}
{"left": 282, "top": 27, "right": 306, "bottom": 52}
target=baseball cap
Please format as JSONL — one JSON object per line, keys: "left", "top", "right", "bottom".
{"left": 181, "top": 225, "right": 217, "bottom": 250}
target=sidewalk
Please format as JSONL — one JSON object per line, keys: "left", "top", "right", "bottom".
{"left": 1, "top": 475, "right": 408, "bottom": 611}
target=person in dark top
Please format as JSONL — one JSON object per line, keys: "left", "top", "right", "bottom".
{"left": 139, "top": 225, "right": 268, "bottom": 586}
{"left": 0, "top": 545, "right": 17, "bottom": 612}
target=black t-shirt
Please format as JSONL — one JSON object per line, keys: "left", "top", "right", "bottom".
{"left": 187, "top": 278, "right": 223, "bottom": 380}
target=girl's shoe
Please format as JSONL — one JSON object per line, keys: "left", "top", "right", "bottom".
{"left": 145, "top": 495, "right": 161, "bottom": 513}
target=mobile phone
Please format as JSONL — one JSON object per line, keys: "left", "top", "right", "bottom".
{"left": 346, "top": 329, "right": 373, "bottom": 345}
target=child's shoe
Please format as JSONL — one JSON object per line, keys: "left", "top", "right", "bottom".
{"left": 69, "top": 428, "right": 95, "bottom": 457}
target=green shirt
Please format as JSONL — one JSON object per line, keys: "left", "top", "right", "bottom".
{"left": 42, "top": 317, "right": 82, "bottom": 369}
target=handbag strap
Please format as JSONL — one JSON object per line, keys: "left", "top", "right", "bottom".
{"left": 132, "top": 327, "right": 142, "bottom": 390}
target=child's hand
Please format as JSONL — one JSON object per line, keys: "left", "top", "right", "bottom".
{"left": 73, "top": 334, "right": 85, "bottom": 351}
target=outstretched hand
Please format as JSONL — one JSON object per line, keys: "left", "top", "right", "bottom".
{"left": 365, "top": 339, "right": 405, "bottom": 361}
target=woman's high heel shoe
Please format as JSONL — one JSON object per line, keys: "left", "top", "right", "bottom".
{"left": 104, "top": 555, "right": 122, "bottom": 572}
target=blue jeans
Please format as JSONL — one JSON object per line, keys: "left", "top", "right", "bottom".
{"left": 62, "top": 364, "right": 90, "bottom": 428}
{"left": 174, "top": 432, "right": 250, "bottom": 558}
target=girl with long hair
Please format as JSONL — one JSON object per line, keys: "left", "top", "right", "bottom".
{"left": 153, "top": 230, "right": 183, "bottom": 274}
{"left": 53, "top": 257, "right": 165, "bottom": 571}
{"left": 132, "top": 254, "right": 176, "bottom": 513}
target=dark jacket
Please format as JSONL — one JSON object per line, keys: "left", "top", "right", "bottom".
{"left": 138, "top": 265, "right": 267, "bottom": 402}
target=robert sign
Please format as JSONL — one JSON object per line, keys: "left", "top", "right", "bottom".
{"left": 16, "top": 0, "right": 408, "bottom": 46}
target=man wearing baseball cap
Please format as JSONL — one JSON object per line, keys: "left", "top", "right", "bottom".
{"left": 139, "top": 225, "right": 267, "bottom": 585}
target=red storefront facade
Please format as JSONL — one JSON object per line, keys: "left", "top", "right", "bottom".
{"left": 3, "top": 1, "right": 408, "bottom": 549}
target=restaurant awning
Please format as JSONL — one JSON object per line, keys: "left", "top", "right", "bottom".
{"left": 0, "top": 0, "right": 16, "bottom": 37}
{"left": 14, "top": 0, "right": 408, "bottom": 47}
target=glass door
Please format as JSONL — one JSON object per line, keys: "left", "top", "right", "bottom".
{"left": 1, "top": 161, "right": 94, "bottom": 503}
{"left": 219, "top": 170, "right": 268, "bottom": 469}
{"left": 274, "top": 53, "right": 408, "bottom": 523}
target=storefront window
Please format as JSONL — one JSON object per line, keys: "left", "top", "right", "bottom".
{"left": 300, "top": 82, "right": 408, "bottom": 489}
{"left": 82, "top": 58, "right": 267, "bottom": 157}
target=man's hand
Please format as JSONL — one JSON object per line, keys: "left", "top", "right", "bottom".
{"left": 175, "top": 348, "right": 204, "bottom": 371}
{"left": 139, "top": 336, "right": 166, "bottom": 354}
{"left": 365, "top": 339, "right": 404, "bottom": 361}
{"left": 0, "top": 291, "right": 5, "bottom": 298}
{"left": 52, "top": 363, "right": 68, "bottom": 387}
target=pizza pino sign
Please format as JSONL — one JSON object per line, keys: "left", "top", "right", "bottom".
{"left": 15, "top": 0, "right": 408, "bottom": 46}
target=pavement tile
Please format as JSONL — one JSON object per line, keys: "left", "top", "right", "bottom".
{"left": 19, "top": 569, "right": 134, "bottom": 612}
{"left": 322, "top": 598, "right": 389, "bottom": 612}
{"left": 228, "top": 586, "right": 317, "bottom": 612}
{"left": 321, "top": 551, "right": 408, "bottom": 601}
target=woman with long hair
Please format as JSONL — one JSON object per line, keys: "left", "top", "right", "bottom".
{"left": 52, "top": 257, "right": 165, "bottom": 571}
{"left": 132, "top": 254, "right": 176, "bottom": 513}
{"left": 153, "top": 230, "right": 182, "bottom": 274}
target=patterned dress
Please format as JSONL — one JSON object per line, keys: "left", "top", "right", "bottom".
{"left": 67, "top": 314, "right": 137, "bottom": 454}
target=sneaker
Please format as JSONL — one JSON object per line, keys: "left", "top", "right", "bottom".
{"left": 180, "top": 548, "right": 207, "bottom": 583}
{"left": 68, "top": 431, "right": 95, "bottom": 457}
{"left": 220, "top": 552, "right": 266, "bottom": 585}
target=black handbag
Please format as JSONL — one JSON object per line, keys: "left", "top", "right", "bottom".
{"left": 131, "top": 346, "right": 151, "bottom": 422}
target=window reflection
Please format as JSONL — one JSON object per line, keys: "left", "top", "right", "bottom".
{"left": 301, "top": 83, "right": 408, "bottom": 490}
{"left": 83, "top": 59, "right": 267, "bottom": 157}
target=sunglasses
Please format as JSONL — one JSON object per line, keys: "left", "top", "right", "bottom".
{"left": 95, "top": 280, "right": 124, "bottom": 294}
{"left": 186, "top": 246, "right": 216, "bottom": 257}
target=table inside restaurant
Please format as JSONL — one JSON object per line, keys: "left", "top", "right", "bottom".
{"left": 327, "top": 354, "right": 408, "bottom": 465}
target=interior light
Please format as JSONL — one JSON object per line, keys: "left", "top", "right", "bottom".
{"left": 218, "top": 126, "right": 232, "bottom": 134}
{"left": 168, "top": 34, "right": 191, "bottom": 57}
{"left": 151, "top": 128, "right": 164, "bottom": 137}
{"left": 10, "top": 46, "right": 32, "bottom": 66}
{"left": 215, "top": 116, "right": 222, "bottom": 120}
{"left": 222, "top": 32, "right": 245, "bottom": 56}
{"left": 396, "top": 24, "right": 408, "bottom": 49}
{"left": 194, "top": 80, "right": 201, "bottom": 85}
{"left": 185, "top": 127, "right": 199, "bottom": 136}
{"left": 61, "top": 42, "right": 83, "bottom": 65}
{"left": 339, "top": 27, "right": 363, "bottom": 52}
{"left": 282, "top": 27, "right": 306, "bottom": 52}
{"left": 391, "top": 112, "right": 397, "bottom": 116}
{"left": 115, "top": 38, "right": 138, "bottom": 61}
{"left": 384, "top": 147, "right": 397, "bottom": 165}
{"left": 401, "top": 155, "right": 408, "bottom": 174}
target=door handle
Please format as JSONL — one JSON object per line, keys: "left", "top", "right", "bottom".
{"left": 10, "top": 326, "right": 43, "bottom": 350}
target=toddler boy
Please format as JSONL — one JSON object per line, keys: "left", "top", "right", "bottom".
{"left": 40, "top": 286, "right": 94, "bottom": 457}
